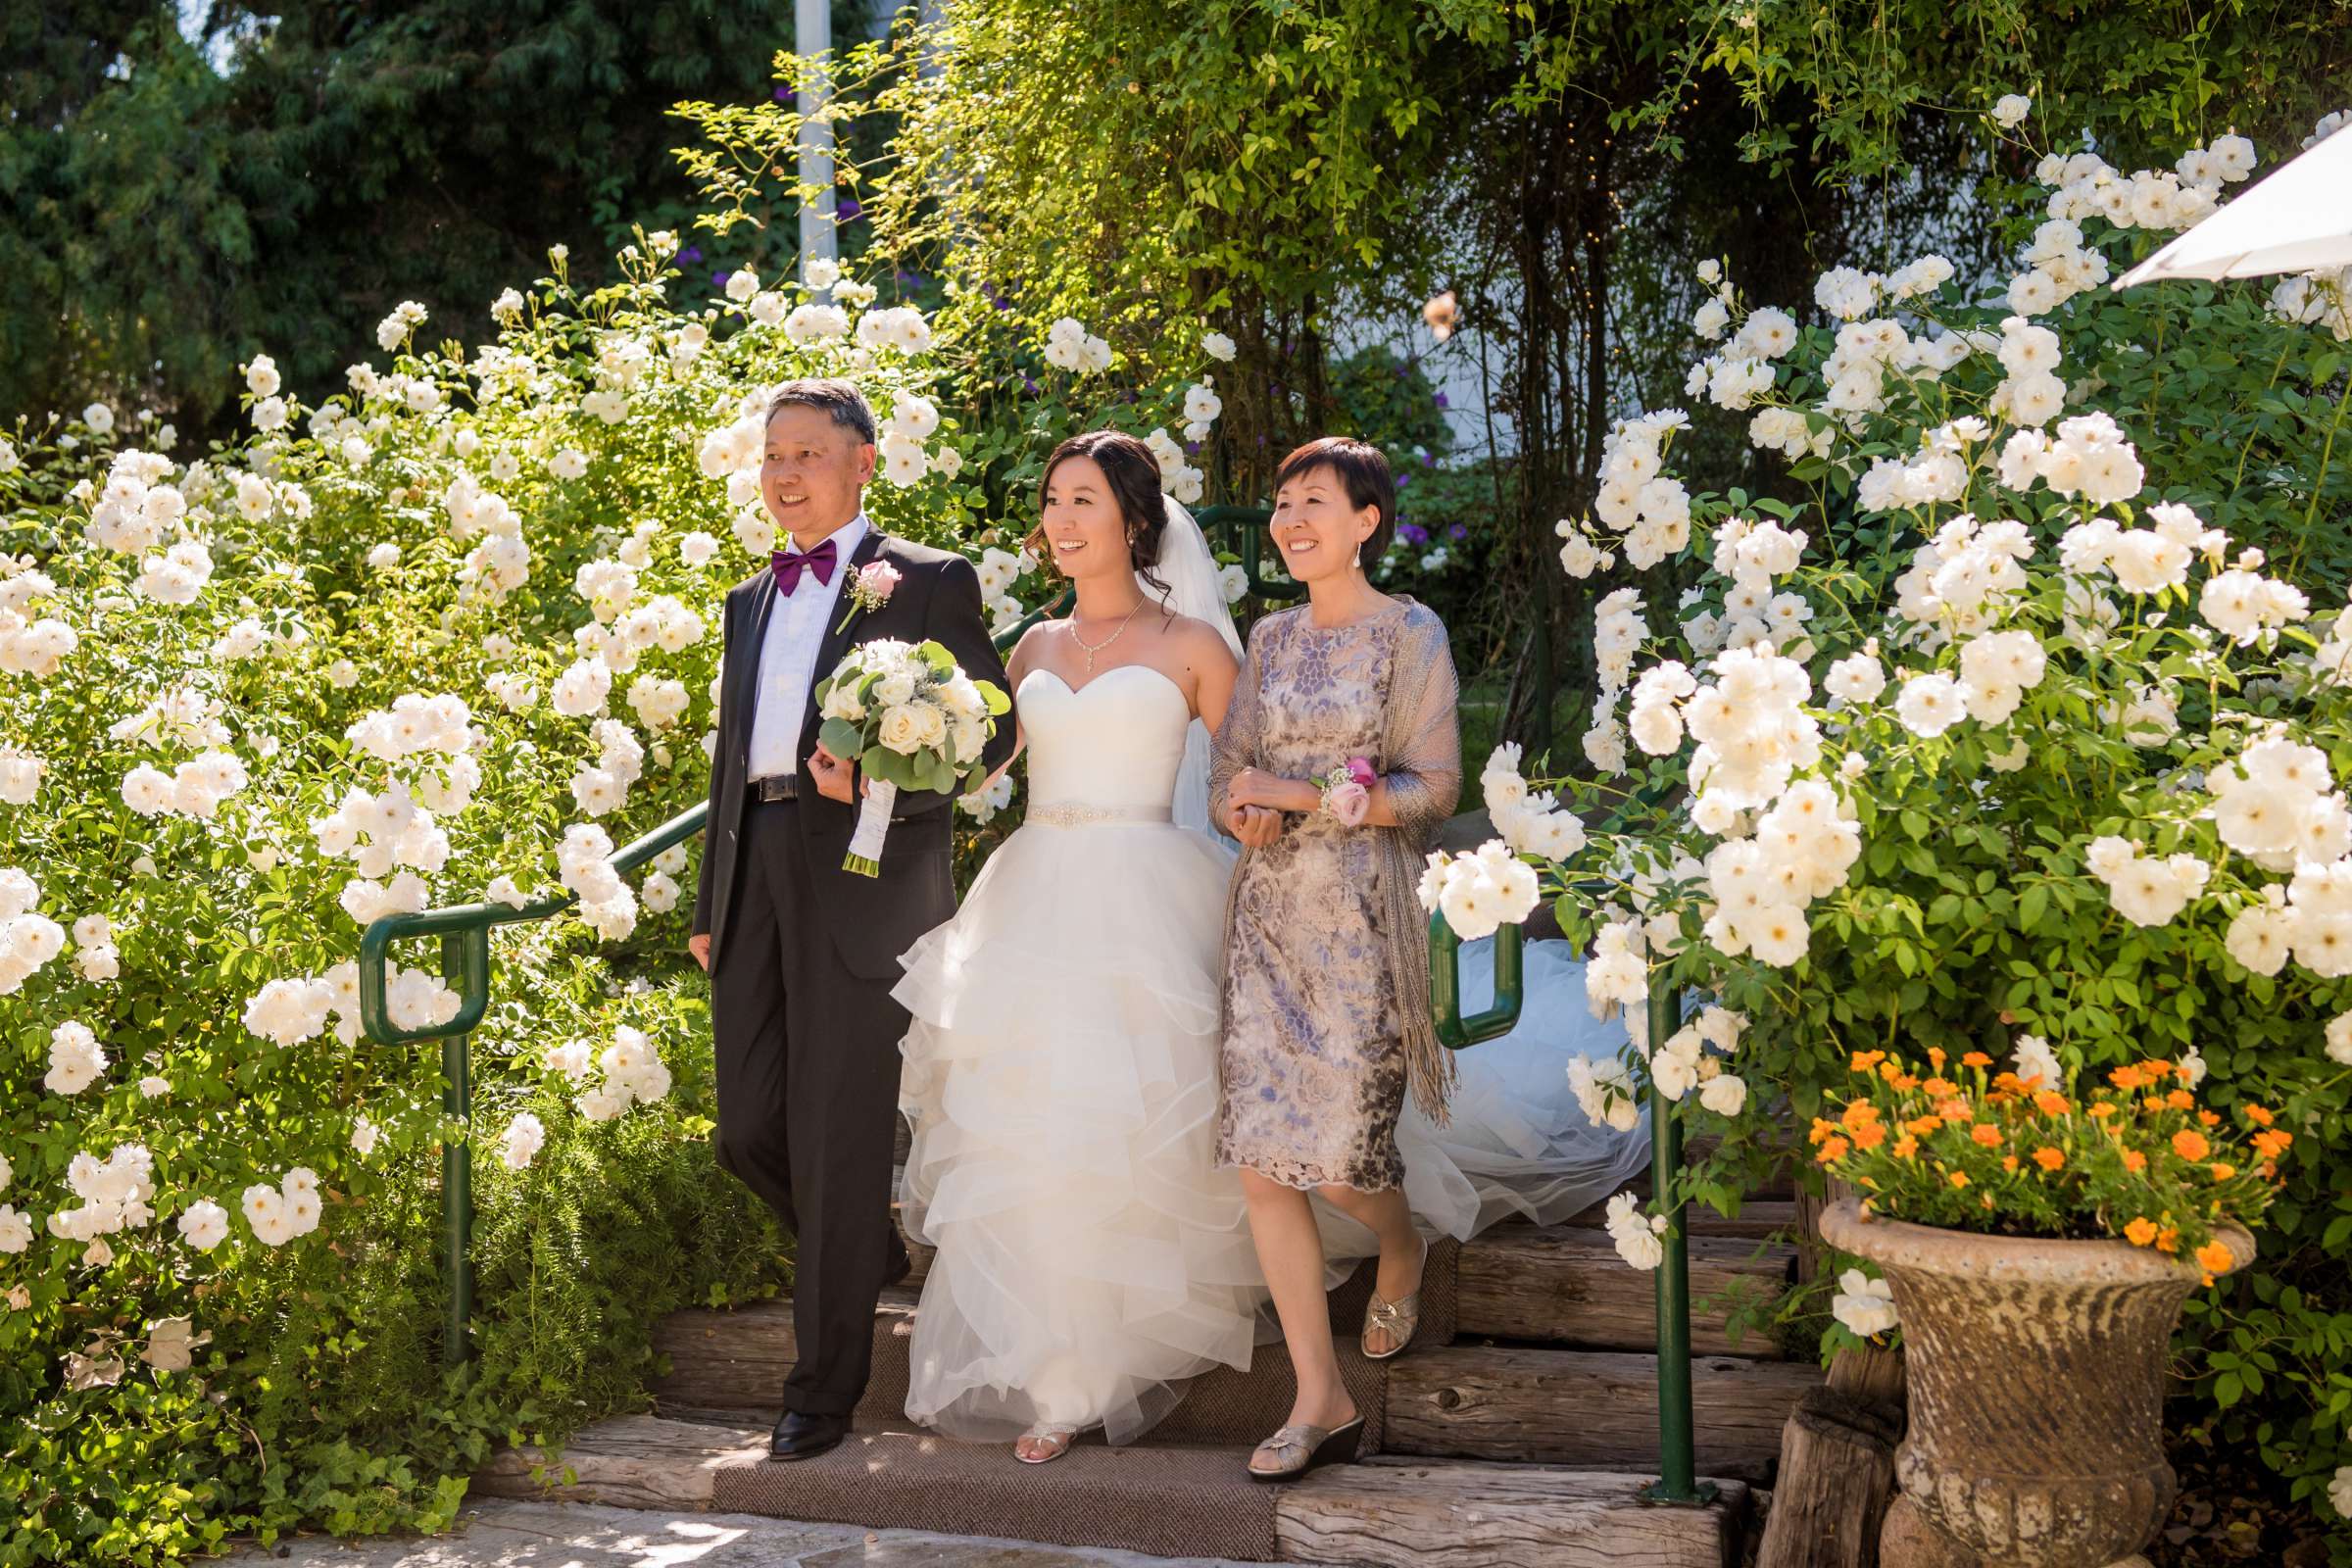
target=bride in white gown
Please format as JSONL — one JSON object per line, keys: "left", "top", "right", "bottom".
{"left": 894, "top": 431, "right": 1648, "bottom": 1465}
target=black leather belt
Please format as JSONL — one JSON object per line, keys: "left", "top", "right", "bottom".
{"left": 751, "top": 774, "right": 801, "bottom": 803}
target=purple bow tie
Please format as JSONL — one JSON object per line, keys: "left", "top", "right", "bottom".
{"left": 770, "top": 536, "right": 839, "bottom": 595}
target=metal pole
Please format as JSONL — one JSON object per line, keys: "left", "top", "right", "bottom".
{"left": 439, "top": 932, "right": 475, "bottom": 1370}
{"left": 1641, "top": 976, "right": 1714, "bottom": 1505}
{"left": 796, "top": 0, "right": 837, "bottom": 282}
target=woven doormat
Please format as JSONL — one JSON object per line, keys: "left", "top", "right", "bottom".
{"left": 712, "top": 1423, "right": 1284, "bottom": 1561}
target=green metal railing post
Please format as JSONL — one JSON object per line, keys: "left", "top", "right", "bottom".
{"left": 1638, "top": 976, "right": 1715, "bottom": 1506}
{"left": 1428, "top": 916, "right": 1708, "bottom": 1507}
{"left": 438, "top": 931, "right": 475, "bottom": 1370}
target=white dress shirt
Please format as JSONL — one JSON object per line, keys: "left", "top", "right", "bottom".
{"left": 747, "top": 514, "right": 870, "bottom": 781}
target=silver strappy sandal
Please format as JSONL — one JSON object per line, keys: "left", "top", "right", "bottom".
{"left": 1247, "top": 1414, "right": 1365, "bottom": 1481}
{"left": 1014, "top": 1424, "right": 1078, "bottom": 1465}
{"left": 1360, "top": 1234, "right": 1430, "bottom": 1361}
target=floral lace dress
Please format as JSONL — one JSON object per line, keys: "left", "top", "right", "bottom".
{"left": 1212, "top": 599, "right": 1460, "bottom": 1193}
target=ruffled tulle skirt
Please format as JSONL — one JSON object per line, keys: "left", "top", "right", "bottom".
{"left": 894, "top": 817, "right": 1265, "bottom": 1445}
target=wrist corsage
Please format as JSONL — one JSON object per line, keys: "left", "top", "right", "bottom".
{"left": 1313, "top": 756, "right": 1377, "bottom": 826}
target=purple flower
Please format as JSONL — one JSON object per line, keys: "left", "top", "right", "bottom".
{"left": 1022, "top": 375, "right": 1040, "bottom": 395}
{"left": 774, "top": 84, "right": 792, "bottom": 102}
{"left": 1448, "top": 524, "right": 1467, "bottom": 541}
{"left": 680, "top": 246, "right": 703, "bottom": 265}
{"left": 1398, "top": 522, "right": 1430, "bottom": 545}
{"left": 1396, "top": 473, "right": 1412, "bottom": 490}
{"left": 1421, "top": 452, "right": 1435, "bottom": 467}
{"left": 1433, "top": 391, "right": 1449, "bottom": 409}
{"left": 1185, "top": 441, "right": 1200, "bottom": 457}
{"left": 712, "top": 271, "right": 730, "bottom": 287}
{"left": 838, "top": 198, "right": 863, "bottom": 222}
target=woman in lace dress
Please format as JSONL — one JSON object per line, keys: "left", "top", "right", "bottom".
{"left": 1211, "top": 437, "right": 1462, "bottom": 1480}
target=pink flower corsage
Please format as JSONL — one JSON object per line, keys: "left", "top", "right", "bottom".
{"left": 1314, "top": 756, "right": 1377, "bottom": 827}
{"left": 834, "top": 559, "right": 903, "bottom": 633}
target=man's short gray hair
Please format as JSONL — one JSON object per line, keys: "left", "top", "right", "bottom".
{"left": 763, "top": 378, "right": 877, "bottom": 445}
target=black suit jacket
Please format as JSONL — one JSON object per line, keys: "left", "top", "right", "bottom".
{"left": 692, "top": 526, "right": 1017, "bottom": 979}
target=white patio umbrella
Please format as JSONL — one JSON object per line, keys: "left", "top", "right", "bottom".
{"left": 2115, "top": 125, "right": 2352, "bottom": 287}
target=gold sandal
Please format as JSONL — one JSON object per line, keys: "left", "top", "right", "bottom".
{"left": 1247, "top": 1414, "right": 1365, "bottom": 1481}
{"left": 1361, "top": 1235, "right": 1429, "bottom": 1361}
{"left": 1014, "top": 1424, "right": 1078, "bottom": 1465}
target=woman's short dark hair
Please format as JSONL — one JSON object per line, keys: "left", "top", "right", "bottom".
{"left": 1029, "top": 429, "right": 1170, "bottom": 597}
{"left": 1275, "top": 436, "right": 1395, "bottom": 568}
{"left": 763, "top": 378, "right": 877, "bottom": 445}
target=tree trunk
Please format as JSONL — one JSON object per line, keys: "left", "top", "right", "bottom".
{"left": 1755, "top": 1383, "right": 1905, "bottom": 1568}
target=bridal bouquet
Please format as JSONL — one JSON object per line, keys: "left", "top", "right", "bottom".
{"left": 814, "top": 638, "right": 1009, "bottom": 875}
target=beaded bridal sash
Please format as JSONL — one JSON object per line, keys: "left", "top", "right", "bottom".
{"left": 1025, "top": 802, "right": 1175, "bottom": 827}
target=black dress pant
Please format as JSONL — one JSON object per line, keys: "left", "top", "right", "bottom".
{"left": 710, "top": 798, "right": 908, "bottom": 1417}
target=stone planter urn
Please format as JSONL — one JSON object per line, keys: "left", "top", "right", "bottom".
{"left": 1817, "top": 1198, "right": 2254, "bottom": 1568}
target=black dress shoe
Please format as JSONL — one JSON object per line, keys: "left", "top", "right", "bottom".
{"left": 883, "top": 1244, "right": 913, "bottom": 1290}
{"left": 770, "top": 1409, "right": 849, "bottom": 1461}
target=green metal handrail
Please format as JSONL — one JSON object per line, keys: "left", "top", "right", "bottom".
{"left": 1196, "top": 505, "right": 1302, "bottom": 603}
{"left": 1426, "top": 917, "right": 1712, "bottom": 1507}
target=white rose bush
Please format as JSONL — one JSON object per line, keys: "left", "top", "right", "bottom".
{"left": 1443, "top": 112, "right": 2352, "bottom": 1518}
{"left": 0, "top": 207, "right": 1228, "bottom": 1558}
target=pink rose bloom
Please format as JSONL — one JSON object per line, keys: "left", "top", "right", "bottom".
{"left": 1343, "top": 756, "right": 1378, "bottom": 790}
{"left": 858, "top": 561, "right": 903, "bottom": 597}
{"left": 1325, "top": 778, "right": 1371, "bottom": 826}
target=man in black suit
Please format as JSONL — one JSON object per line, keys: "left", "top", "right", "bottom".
{"left": 690, "top": 378, "right": 1014, "bottom": 1461}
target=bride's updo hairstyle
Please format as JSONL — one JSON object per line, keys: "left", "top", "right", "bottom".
{"left": 1031, "top": 429, "right": 1171, "bottom": 598}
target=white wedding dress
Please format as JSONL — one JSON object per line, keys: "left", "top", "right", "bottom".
{"left": 893, "top": 658, "right": 1654, "bottom": 1446}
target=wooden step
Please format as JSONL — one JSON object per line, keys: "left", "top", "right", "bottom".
{"left": 884, "top": 1209, "right": 1799, "bottom": 1359}
{"left": 477, "top": 1413, "right": 1751, "bottom": 1567}
{"left": 650, "top": 1289, "right": 1817, "bottom": 1481}
{"left": 1561, "top": 1197, "right": 1800, "bottom": 1242}
{"left": 1456, "top": 1224, "right": 1794, "bottom": 1358}
{"left": 1384, "top": 1345, "right": 1821, "bottom": 1482}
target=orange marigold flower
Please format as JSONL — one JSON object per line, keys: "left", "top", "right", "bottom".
{"left": 2172, "top": 1129, "right": 2212, "bottom": 1161}
{"left": 2252, "top": 1129, "right": 2292, "bottom": 1159}
{"left": 1889, "top": 1072, "right": 1921, "bottom": 1091}
{"left": 1842, "top": 1101, "right": 1882, "bottom": 1131}
{"left": 1936, "top": 1098, "right": 1973, "bottom": 1122}
{"left": 1971, "top": 1124, "right": 2004, "bottom": 1149}
{"left": 2088, "top": 1102, "right": 2118, "bottom": 1119}
{"left": 1892, "top": 1134, "right": 1919, "bottom": 1158}
{"left": 2197, "top": 1109, "right": 2221, "bottom": 1127}
{"left": 2140, "top": 1059, "right": 2175, "bottom": 1080}
{"left": 1853, "top": 1122, "right": 1888, "bottom": 1151}
{"left": 2033, "top": 1147, "right": 2065, "bottom": 1172}
{"left": 1808, "top": 1117, "right": 1841, "bottom": 1146}
{"left": 1962, "top": 1052, "right": 1993, "bottom": 1068}
{"left": 2001, "top": 1153, "right": 2019, "bottom": 1172}
{"left": 1927, "top": 1047, "right": 1947, "bottom": 1069}
{"left": 2110, "top": 1065, "right": 2146, "bottom": 1092}
{"left": 2166, "top": 1089, "right": 2195, "bottom": 1111}
{"left": 2209, "top": 1162, "right": 2236, "bottom": 1181}
{"left": 2123, "top": 1149, "right": 2148, "bottom": 1173}
{"left": 2155, "top": 1227, "right": 2179, "bottom": 1254}
{"left": 2034, "top": 1091, "right": 2071, "bottom": 1116}
{"left": 1816, "top": 1136, "right": 1851, "bottom": 1163}
{"left": 2125, "top": 1217, "right": 2159, "bottom": 1247}
{"left": 1851, "top": 1050, "right": 1886, "bottom": 1072}
{"left": 1923, "top": 1077, "right": 1958, "bottom": 1098}
{"left": 2243, "top": 1104, "right": 2275, "bottom": 1128}
{"left": 1879, "top": 1059, "right": 1904, "bottom": 1083}
{"left": 1905, "top": 1115, "right": 1945, "bottom": 1136}
{"left": 1947, "top": 1170, "right": 1970, "bottom": 1189}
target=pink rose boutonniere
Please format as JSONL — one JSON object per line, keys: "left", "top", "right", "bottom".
{"left": 1314, "top": 756, "right": 1378, "bottom": 827}
{"left": 834, "top": 560, "right": 903, "bottom": 634}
